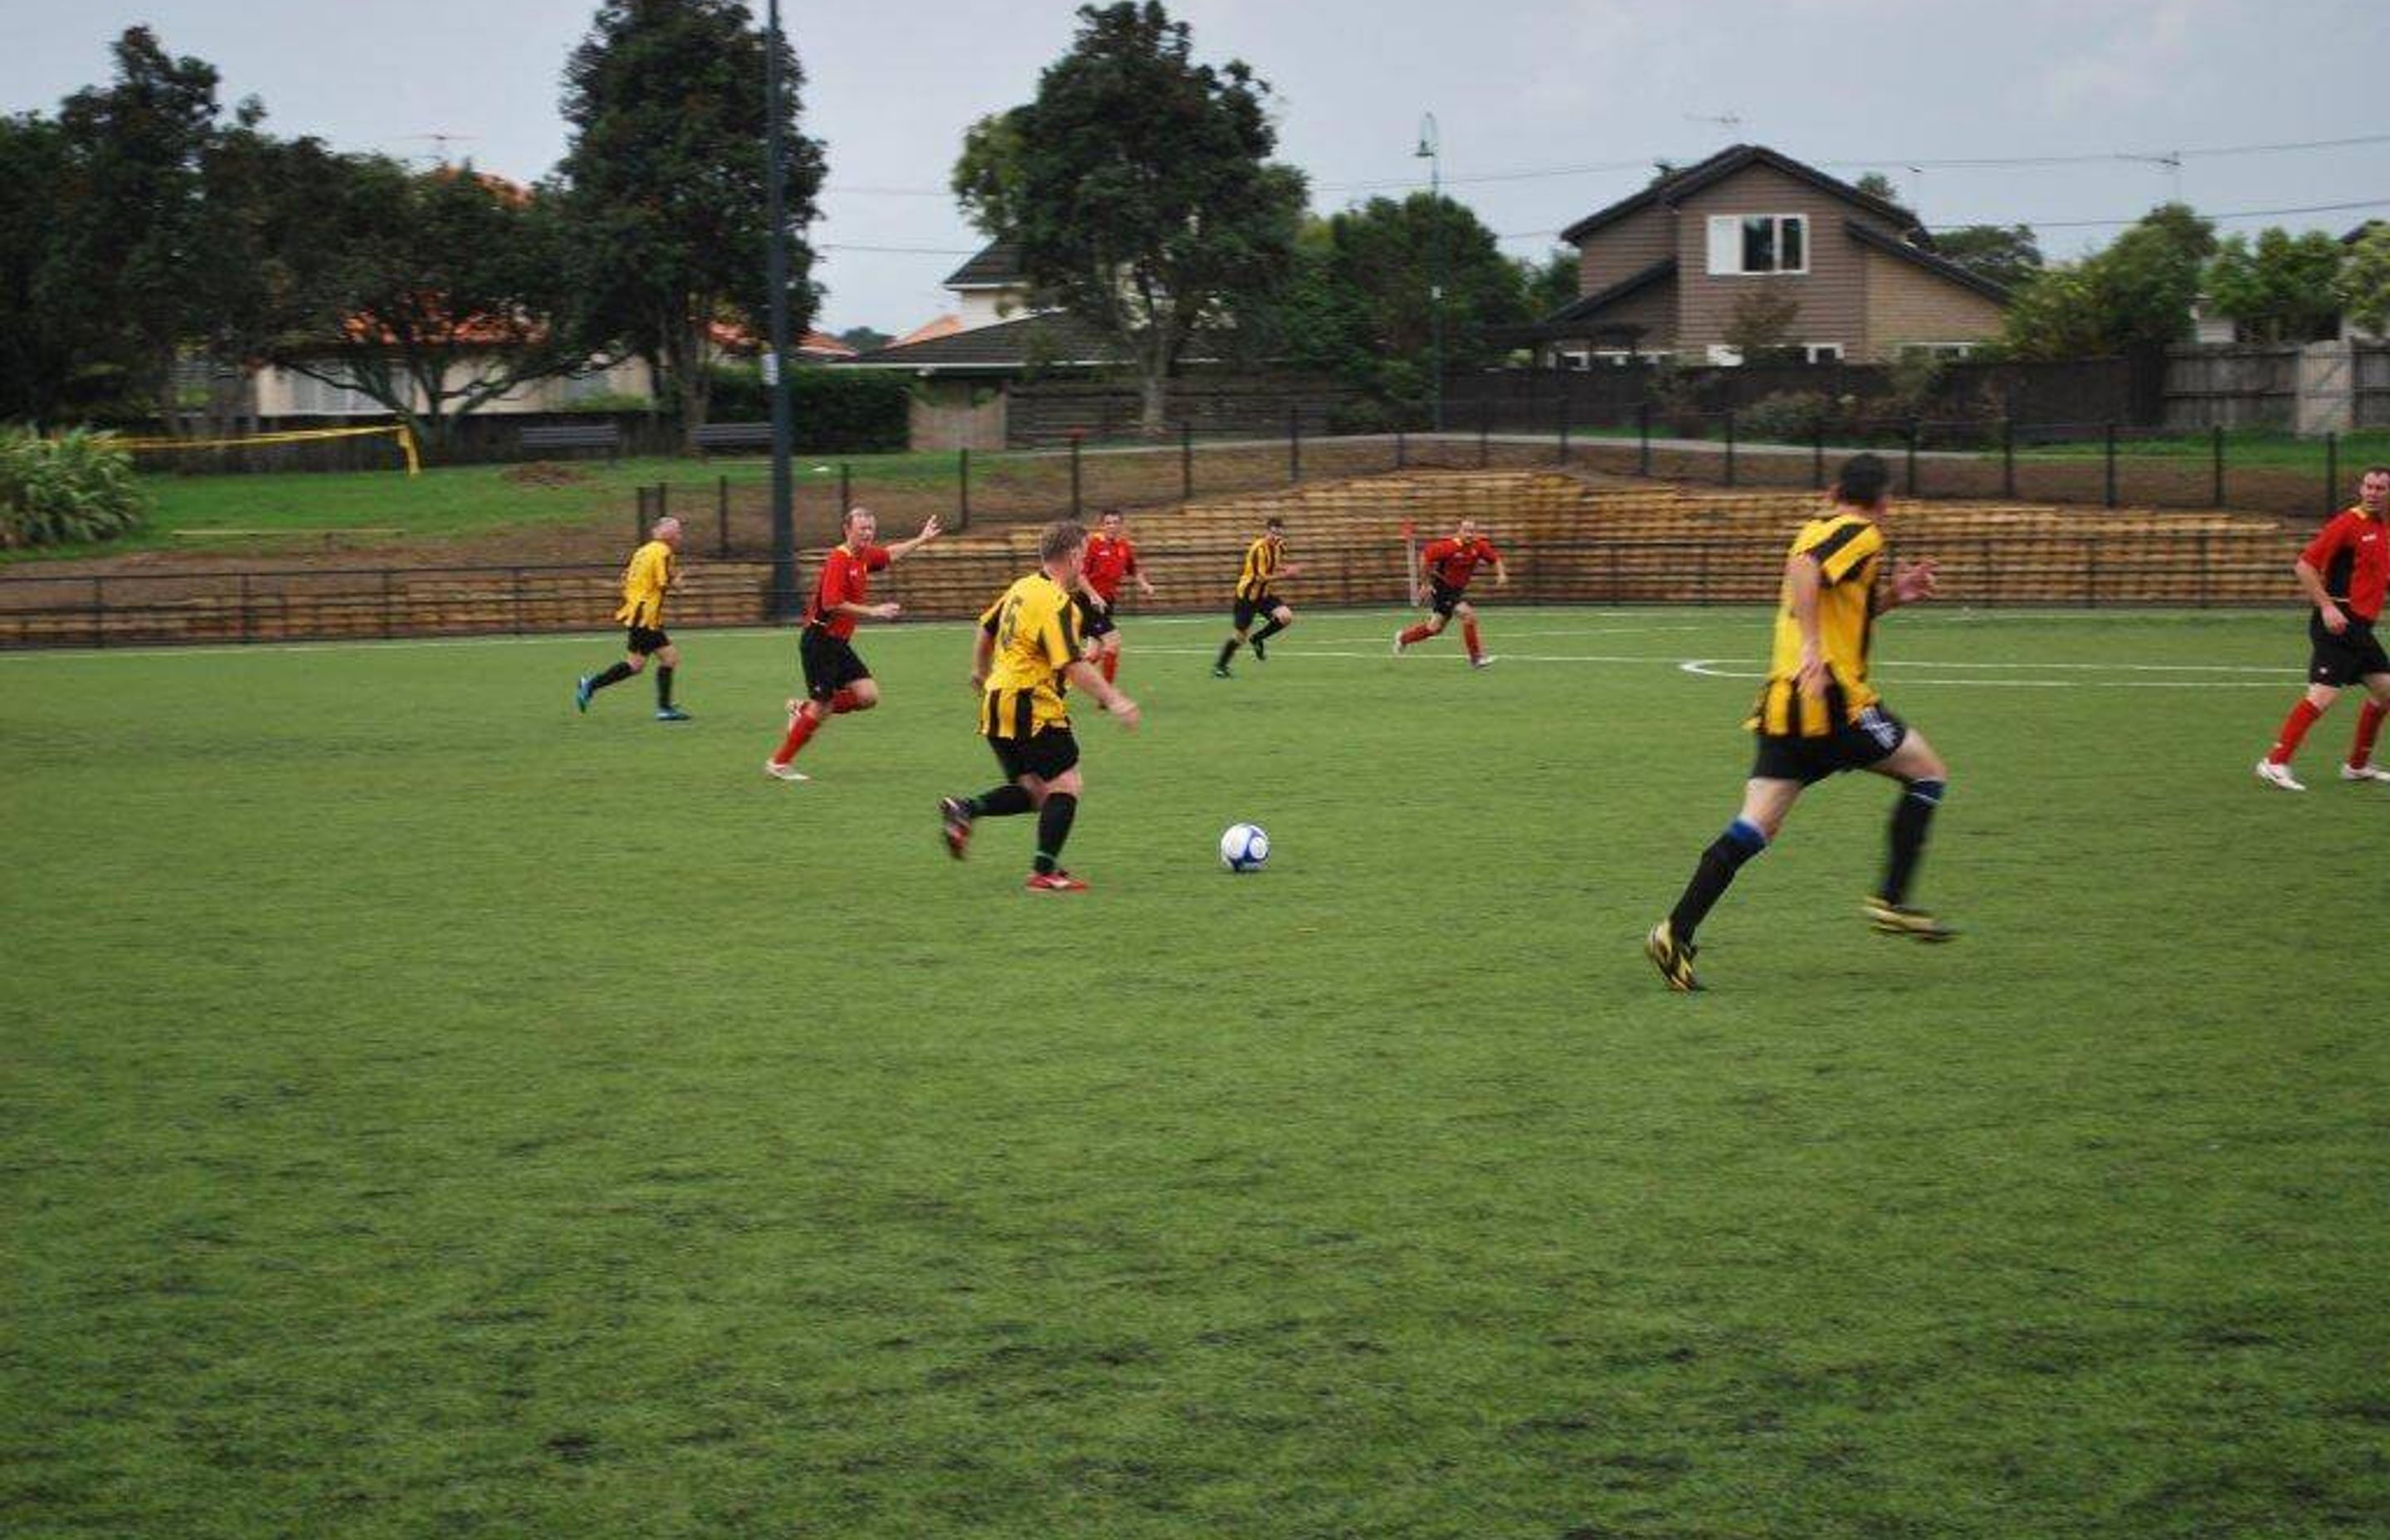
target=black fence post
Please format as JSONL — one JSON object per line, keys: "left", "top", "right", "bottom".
{"left": 2002, "top": 417, "right": 2016, "bottom": 500}
{"left": 1905, "top": 419, "right": 1920, "bottom": 496}
{"left": 839, "top": 464, "right": 851, "bottom": 519}
{"left": 2325, "top": 432, "right": 2339, "bottom": 514}
{"left": 2211, "top": 424, "right": 2225, "bottom": 508}
{"left": 1288, "top": 404, "right": 1301, "bottom": 485}
{"left": 1181, "top": 420, "right": 1194, "bottom": 502}
{"left": 958, "top": 448, "right": 971, "bottom": 531}
{"left": 655, "top": 482, "right": 668, "bottom": 521}
{"left": 1636, "top": 400, "right": 1652, "bottom": 477}
{"left": 716, "top": 475, "right": 729, "bottom": 557}
{"left": 2105, "top": 422, "right": 2119, "bottom": 509}
{"left": 1478, "top": 397, "right": 1491, "bottom": 469}
{"left": 1069, "top": 433, "right": 1083, "bottom": 520}
{"left": 1557, "top": 389, "right": 1571, "bottom": 465}
{"left": 633, "top": 485, "right": 648, "bottom": 543}
{"left": 238, "top": 573, "right": 251, "bottom": 646}
{"left": 1724, "top": 409, "right": 1738, "bottom": 488}
{"left": 1812, "top": 422, "right": 1826, "bottom": 490}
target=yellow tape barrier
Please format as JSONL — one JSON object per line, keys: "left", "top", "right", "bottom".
{"left": 105, "top": 423, "right": 421, "bottom": 475}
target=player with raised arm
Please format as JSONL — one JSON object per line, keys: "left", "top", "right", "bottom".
{"left": 1076, "top": 507, "right": 1156, "bottom": 684}
{"left": 1393, "top": 516, "right": 1507, "bottom": 668}
{"left": 1645, "top": 455, "right": 1956, "bottom": 992}
{"left": 576, "top": 515, "right": 690, "bottom": 721}
{"left": 1213, "top": 517, "right": 1300, "bottom": 678}
{"left": 939, "top": 520, "right": 1141, "bottom": 891}
{"left": 2255, "top": 465, "right": 2390, "bottom": 790}
{"left": 764, "top": 508, "right": 940, "bottom": 782}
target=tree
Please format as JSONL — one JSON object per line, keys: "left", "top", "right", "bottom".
{"left": 1853, "top": 171, "right": 1900, "bottom": 205}
{"left": 0, "top": 114, "right": 81, "bottom": 423}
{"left": 558, "top": 0, "right": 825, "bottom": 446}
{"left": 267, "top": 161, "right": 582, "bottom": 448}
{"left": 1721, "top": 284, "right": 1802, "bottom": 363}
{"left": 1519, "top": 247, "right": 1578, "bottom": 317}
{"left": 2204, "top": 227, "right": 2345, "bottom": 343}
{"left": 1932, "top": 225, "right": 2042, "bottom": 292}
{"left": 2338, "top": 224, "right": 2390, "bottom": 339}
{"left": 836, "top": 325, "right": 893, "bottom": 353}
{"left": 1999, "top": 203, "right": 2213, "bottom": 358}
{"left": 956, "top": 2, "right": 1306, "bottom": 434}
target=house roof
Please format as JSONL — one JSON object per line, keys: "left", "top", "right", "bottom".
{"left": 797, "top": 329, "right": 856, "bottom": 358}
{"left": 2345, "top": 220, "right": 2386, "bottom": 245}
{"left": 944, "top": 241, "right": 1026, "bottom": 288}
{"left": 893, "top": 314, "right": 963, "bottom": 348}
{"left": 1540, "top": 256, "right": 1677, "bottom": 326}
{"left": 1559, "top": 144, "right": 1926, "bottom": 246}
{"left": 838, "top": 311, "right": 1128, "bottom": 372}
{"left": 1841, "top": 218, "right": 2012, "bottom": 303}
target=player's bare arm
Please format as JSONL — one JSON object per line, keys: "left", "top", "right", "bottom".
{"left": 887, "top": 516, "right": 942, "bottom": 561}
{"left": 1788, "top": 555, "right": 1829, "bottom": 698}
{"left": 2296, "top": 557, "right": 2344, "bottom": 634}
{"left": 1064, "top": 659, "right": 1139, "bottom": 729}
{"left": 1883, "top": 558, "right": 1939, "bottom": 611}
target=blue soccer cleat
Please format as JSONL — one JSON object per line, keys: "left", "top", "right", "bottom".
{"left": 573, "top": 675, "right": 594, "bottom": 713}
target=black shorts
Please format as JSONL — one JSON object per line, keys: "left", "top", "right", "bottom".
{"left": 799, "top": 626, "right": 872, "bottom": 702}
{"left": 1232, "top": 594, "right": 1284, "bottom": 631}
{"left": 1076, "top": 594, "right": 1117, "bottom": 641}
{"left": 1750, "top": 703, "right": 1910, "bottom": 786}
{"left": 1426, "top": 578, "right": 1467, "bottom": 619}
{"left": 627, "top": 626, "right": 670, "bottom": 656}
{"left": 2309, "top": 612, "right": 2390, "bottom": 687}
{"left": 988, "top": 726, "right": 1080, "bottom": 782}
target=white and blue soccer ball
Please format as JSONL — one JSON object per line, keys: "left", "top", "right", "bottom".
{"left": 1219, "top": 822, "right": 1271, "bottom": 873}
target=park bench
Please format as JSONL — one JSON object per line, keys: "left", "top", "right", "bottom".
{"left": 690, "top": 422, "right": 773, "bottom": 454}
{"left": 519, "top": 423, "right": 622, "bottom": 463}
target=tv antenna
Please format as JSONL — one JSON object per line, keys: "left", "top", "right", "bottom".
{"left": 402, "top": 132, "right": 480, "bottom": 167}
{"left": 1684, "top": 112, "right": 1744, "bottom": 134}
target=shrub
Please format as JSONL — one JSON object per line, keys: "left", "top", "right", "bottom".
{"left": 1738, "top": 391, "right": 1857, "bottom": 443}
{"left": 0, "top": 428, "right": 148, "bottom": 548}
{"left": 705, "top": 365, "right": 913, "bottom": 452}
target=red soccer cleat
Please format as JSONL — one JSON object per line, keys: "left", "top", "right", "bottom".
{"left": 1024, "top": 870, "right": 1090, "bottom": 893}
{"left": 939, "top": 797, "right": 973, "bottom": 859}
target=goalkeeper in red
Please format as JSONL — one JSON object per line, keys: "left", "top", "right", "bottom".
{"left": 1393, "top": 518, "right": 1507, "bottom": 668}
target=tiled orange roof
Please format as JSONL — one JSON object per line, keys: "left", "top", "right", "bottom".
{"left": 894, "top": 314, "right": 963, "bottom": 347}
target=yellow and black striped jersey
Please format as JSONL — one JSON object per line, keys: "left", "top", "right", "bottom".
{"left": 1746, "top": 512, "right": 1886, "bottom": 737}
{"left": 1235, "top": 536, "right": 1284, "bottom": 601}
{"left": 978, "top": 571, "right": 1082, "bottom": 738}
{"left": 613, "top": 539, "right": 676, "bottom": 628}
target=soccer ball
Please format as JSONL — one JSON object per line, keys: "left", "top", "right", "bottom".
{"left": 1219, "top": 822, "right": 1270, "bottom": 873}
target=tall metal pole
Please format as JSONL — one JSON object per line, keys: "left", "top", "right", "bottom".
{"left": 764, "top": 0, "right": 797, "bottom": 617}
{"left": 1417, "top": 114, "right": 1443, "bottom": 436}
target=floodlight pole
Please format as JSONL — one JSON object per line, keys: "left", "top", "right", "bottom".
{"left": 765, "top": 0, "right": 797, "bottom": 616}
{"left": 1417, "top": 113, "right": 1444, "bottom": 434}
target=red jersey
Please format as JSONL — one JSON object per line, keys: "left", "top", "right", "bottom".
{"left": 1422, "top": 536, "right": 1503, "bottom": 592}
{"left": 1083, "top": 534, "right": 1141, "bottom": 602}
{"left": 2302, "top": 508, "right": 2388, "bottom": 623}
{"left": 807, "top": 543, "right": 892, "bottom": 639}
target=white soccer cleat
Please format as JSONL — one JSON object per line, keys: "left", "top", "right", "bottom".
{"left": 2254, "top": 758, "right": 2305, "bottom": 792}
{"left": 1470, "top": 655, "right": 1499, "bottom": 670}
{"left": 1391, "top": 630, "right": 1406, "bottom": 655}
{"left": 763, "top": 759, "right": 810, "bottom": 783}
{"left": 2340, "top": 761, "right": 2390, "bottom": 782}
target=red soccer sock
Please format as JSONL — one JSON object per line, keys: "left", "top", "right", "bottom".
{"left": 1100, "top": 653, "right": 1119, "bottom": 684}
{"left": 773, "top": 706, "right": 822, "bottom": 764}
{"left": 2352, "top": 700, "right": 2388, "bottom": 767}
{"left": 1397, "top": 623, "right": 1434, "bottom": 646}
{"left": 1461, "top": 619, "right": 1483, "bottom": 658}
{"left": 2268, "top": 699, "right": 2324, "bottom": 764}
{"left": 828, "top": 688, "right": 862, "bottom": 715}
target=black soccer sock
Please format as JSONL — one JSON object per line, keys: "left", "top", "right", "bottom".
{"left": 1032, "top": 792, "right": 1079, "bottom": 875}
{"left": 1880, "top": 779, "right": 1945, "bottom": 905}
{"left": 1251, "top": 616, "right": 1287, "bottom": 645}
{"left": 1217, "top": 638, "right": 1241, "bottom": 669}
{"left": 588, "top": 660, "right": 637, "bottom": 693}
{"left": 655, "top": 665, "right": 675, "bottom": 708}
{"left": 967, "top": 785, "right": 1036, "bottom": 818}
{"left": 1667, "top": 818, "right": 1768, "bottom": 944}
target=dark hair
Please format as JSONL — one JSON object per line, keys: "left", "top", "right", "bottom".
{"left": 1834, "top": 454, "right": 1890, "bottom": 508}
{"left": 1040, "top": 519, "right": 1088, "bottom": 563}
{"left": 1098, "top": 506, "right": 1124, "bottom": 520}
{"left": 2363, "top": 465, "right": 2390, "bottom": 480}
{"left": 1265, "top": 516, "right": 1285, "bottom": 531}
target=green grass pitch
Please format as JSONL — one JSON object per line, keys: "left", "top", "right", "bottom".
{"left": 6, "top": 605, "right": 2387, "bottom": 1538}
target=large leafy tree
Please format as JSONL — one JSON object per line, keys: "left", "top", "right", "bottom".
{"left": 558, "top": 0, "right": 825, "bottom": 446}
{"left": 267, "top": 160, "right": 582, "bottom": 448}
{"left": 0, "top": 114, "right": 82, "bottom": 423}
{"left": 2203, "top": 227, "right": 2345, "bottom": 343}
{"left": 2000, "top": 203, "right": 2214, "bottom": 359}
{"left": 2338, "top": 223, "right": 2390, "bottom": 339}
{"left": 1933, "top": 225, "right": 2042, "bottom": 292}
{"left": 955, "top": 2, "right": 1306, "bottom": 434}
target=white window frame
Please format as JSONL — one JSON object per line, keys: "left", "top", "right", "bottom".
{"left": 1705, "top": 212, "right": 1809, "bottom": 276}
{"left": 1802, "top": 343, "right": 1844, "bottom": 363}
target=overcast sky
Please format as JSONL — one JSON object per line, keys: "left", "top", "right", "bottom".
{"left": 6, "top": 0, "right": 2385, "bottom": 336}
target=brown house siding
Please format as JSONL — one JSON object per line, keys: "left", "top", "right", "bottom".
{"left": 1672, "top": 165, "right": 1907, "bottom": 356}
{"left": 1593, "top": 279, "right": 1676, "bottom": 350}
{"left": 1861, "top": 250, "right": 2007, "bottom": 358}
{"left": 1576, "top": 205, "right": 1674, "bottom": 297}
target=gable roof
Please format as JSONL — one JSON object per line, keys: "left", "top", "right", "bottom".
{"left": 1539, "top": 256, "right": 1677, "bottom": 326}
{"left": 1560, "top": 144, "right": 1925, "bottom": 246}
{"left": 944, "top": 241, "right": 1026, "bottom": 289}
{"left": 1841, "top": 218, "right": 2012, "bottom": 303}
{"left": 838, "top": 311, "right": 1126, "bottom": 372}
{"left": 893, "top": 314, "right": 963, "bottom": 348}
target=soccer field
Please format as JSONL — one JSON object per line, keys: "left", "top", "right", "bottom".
{"left": 6, "top": 606, "right": 2386, "bottom": 1538}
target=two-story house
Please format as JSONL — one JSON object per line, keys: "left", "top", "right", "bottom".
{"left": 1532, "top": 144, "right": 2008, "bottom": 365}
